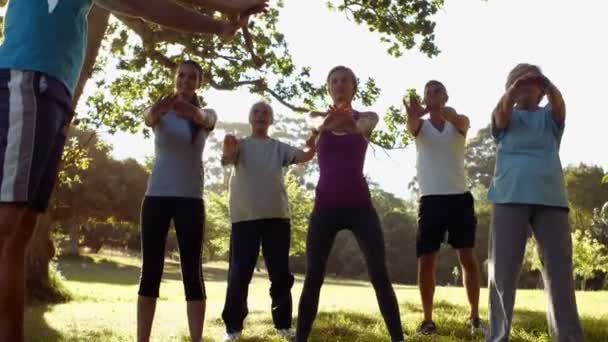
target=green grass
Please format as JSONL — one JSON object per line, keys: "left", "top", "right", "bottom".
{"left": 25, "top": 253, "right": 608, "bottom": 341}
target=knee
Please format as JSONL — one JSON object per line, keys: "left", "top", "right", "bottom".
{"left": 418, "top": 255, "right": 436, "bottom": 275}
{"left": 270, "top": 273, "right": 294, "bottom": 295}
{"left": 458, "top": 254, "right": 479, "bottom": 273}
{"left": 369, "top": 267, "right": 391, "bottom": 288}
{"left": 184, "top": 281, "right": 205, "bottom": 301}
{"left": 138, "top": 267, "right": 163, "bottom": 298}
{"left": 303, "top": 269, "right": 325, "bottom": 290}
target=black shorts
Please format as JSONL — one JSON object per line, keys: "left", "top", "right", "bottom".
{"left": 416, "top": 192, "right": 477, "bottom": 257}
{"left": 0, "top": 69, "right": 73, "bottom": 212}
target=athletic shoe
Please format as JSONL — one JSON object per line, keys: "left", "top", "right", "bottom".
{"left": 417, "top": 320, "right": 438, "bottom": 335}
{"left": 223, "top": 331, "right": 242, "bottom": 341}
{"left": 469, "top": 317, "right": 485, "bottom": 335}
{"left": 277, "top": 328, "right": 295, "bottom": 340}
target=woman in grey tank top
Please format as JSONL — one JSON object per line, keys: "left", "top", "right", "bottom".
{"left": 137, "top": 60, "right": 217, "bottom": 342}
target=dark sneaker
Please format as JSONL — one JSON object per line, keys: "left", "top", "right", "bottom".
{"left": 417, "top": 320, "right": 438, "bottom": 335}
{"left": 469, "top": 317, "right": 485, "bottom": 335}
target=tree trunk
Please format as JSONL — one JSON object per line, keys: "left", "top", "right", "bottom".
{"left": 24, "top": 6, "right": 109, "bottom": 303}
{"left": 24, "top": 214, "right": 68, "bottom": 303}
{"left": 64, "top": 222, "right": 80, "bottom": 256}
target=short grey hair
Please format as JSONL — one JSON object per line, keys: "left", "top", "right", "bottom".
{"left": 249, "top": 101, "right": 274, "bottom": 124}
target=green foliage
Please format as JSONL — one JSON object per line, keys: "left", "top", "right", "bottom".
{"left": 57, "top": 137, "right": 92, "bottom": 189}
{"left": 26, "top": 261, "right": 73, "bottom": 304}
{"left": 326, "top": 0, "right": 443, "bottom": 58}
{"left": 572, "top": 229, "right": 608, "bottom": 289}
{"left": 75, "top": 1, "right": 446, "bottom": 150}
{"left": 80, "top": 218, "right": 140, "bottom": 253}
{"left": 564, "top": 164, "right": 608, "bottom": 214}
{"left": 203, "top": 190, "right": 231, "bottom": 261}
{"left": 465, "top": 124, "right": 496, "bottom": 189}
{"left": 525, "top": 229, "right": 608, "bottom": 290}
{"left": 285, "top": 172, "right": 313, "bottom": 255}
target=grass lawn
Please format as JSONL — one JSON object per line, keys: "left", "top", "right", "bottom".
{"left": 25, "top": 253, "right": 608, "bottom": 341}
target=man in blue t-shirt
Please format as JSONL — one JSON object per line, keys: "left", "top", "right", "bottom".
{"left": 0, "top": 1, "right": 267, "bottom": 341}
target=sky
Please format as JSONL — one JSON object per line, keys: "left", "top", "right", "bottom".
{"left": 89, "top": 0, "right": 608, "bottom": 200}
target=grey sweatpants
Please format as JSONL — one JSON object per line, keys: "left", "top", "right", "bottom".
{"left": 486, "top": 204, "right": 584, "bottom": 342}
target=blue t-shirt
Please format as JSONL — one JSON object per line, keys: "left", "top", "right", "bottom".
{"left": 487, "top": 106, "right": 569, "bottom": 208}
{"left": 0, "top": 0, "right": 93, "bottom": 95}
{"left": 146, "top": 112, "right": 212, "bottom": 199}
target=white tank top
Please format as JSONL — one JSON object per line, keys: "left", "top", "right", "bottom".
{"left": 415, "top": 120, "right": 468, "bottom": 196}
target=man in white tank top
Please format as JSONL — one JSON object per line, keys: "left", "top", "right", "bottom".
{"left": 405, "top": 80, "right": 483, "bottom": 336}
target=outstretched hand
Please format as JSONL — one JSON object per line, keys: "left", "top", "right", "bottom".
{"left": 151, "top": 94, "right": 177, "bottom": 116}
{"left": 510, "top": 71, "right": 548, "bottom": 91}
{"left": 223, "top": 134, "right": 239, "bottom": 159}
{"left": 403, "top": 93, "right": 426, "bottom": 118}
{"left": 305, "top": 130, "right": 318, "bottom": 149}
{"left": 172, "top": 99, "right": 199, "bottom": 119}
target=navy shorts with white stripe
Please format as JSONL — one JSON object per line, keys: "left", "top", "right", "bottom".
{"left": 0, "top": 69, "right": 73, "bottom": 212}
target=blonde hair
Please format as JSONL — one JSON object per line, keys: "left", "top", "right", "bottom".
{"left": 249, "top": 101, "right": 274, "bottom": 124}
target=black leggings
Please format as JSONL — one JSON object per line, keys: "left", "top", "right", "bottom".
{"left": 138, "top": 196, "right": 206, "bottom": 301}
{"left": 295, "top": 206, "right": 404, "bottom": 342}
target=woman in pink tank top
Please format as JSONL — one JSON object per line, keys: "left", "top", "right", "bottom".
{"left": 295, "top": 66, "right": 405, "bottom": 342}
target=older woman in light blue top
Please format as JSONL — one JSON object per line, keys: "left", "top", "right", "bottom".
{"left": 486, "top": 63, "right": 583, "bottom": 342}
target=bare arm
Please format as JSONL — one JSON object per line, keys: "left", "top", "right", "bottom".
{"left": 94, "top": 0, "right": 233, "bottom": 35}
{"left": 441, "top": 107, "right": 470, "bottom": 136}
{"left": 357, "top": 111, "right": 379, "bottom": 138}
{"left": 543, "top": 77, "right": 566, "bottom": 123}
{"left": 190, "top": 0, "right": 268, "bottom": 16}
{"left": 221, "top": 135, "right": 239, "bottom": 166}
{"left": 194, "top": 108, "right": 218, "bottom": 131}
{"left": 143, "top": 107, "right": 161, "bottom": 127}
{"left": 493, "top": 85, "right": 518, "bottom": 130}
{"left": 292, "top": 132, "right": 318, "bottom": 164}
{"left": 404, "top": 94, "right": 425, "bottom": 137}
{"left": 144, "top": 95, "right": 175, "bottom": 127}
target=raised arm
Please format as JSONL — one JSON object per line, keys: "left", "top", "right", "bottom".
{"left": 94, "top": 0, "right": 247, "bottom": 35}
{"left": 190, "top": 0, "right": 269, "bottom": 16}
{"left": 172, "top": 100, "right": 218, "bottom": 130}
{"left": 144, "top": 95, "right": 175, "bottom": 127}
{"left": 404, "top": 94, "right": 425, "bottom": 137}
{"left": 221, "top": 135, "right": 239, "bottom": 166}
{"left": 441, "top": 107, "right": 470, "bottom": 136}
{"left": 543, "top": 76, "right": 566, "bottom": 123}
{"left": 356, "top": 111, "right": 379, "bottom": 138}
{"left": 493, "top": 71, "right": 541, "bottom": 129}
{"left": 292, "top": 131, "right": 318, "bottom": 164}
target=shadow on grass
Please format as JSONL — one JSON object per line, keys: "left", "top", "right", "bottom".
{"left": 56, "top": 254, "right": 227, "bottom": 286}
{"left": 24, "top": 304, "right": 63, "bottom": 342}
{"left": 402, "top": 300, "right": 606, "bottom": 342}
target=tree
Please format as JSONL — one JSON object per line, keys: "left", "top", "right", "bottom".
{"left": 1, "top": 0, "right": 449, "bottom": 301}
{"left": 285, "top": 172, "right": 314, "bottom": 255}
{"left": 564, "top": 163, "right": 608, "bottom": 215}
{"left": 77, "top": 1, "right": 443, "bottom": 139}
{"left": 524, "top": 230, "right": 608, "bottom": 290}
{"left": 465, "top": 124, "right": 496, "bottom": 189}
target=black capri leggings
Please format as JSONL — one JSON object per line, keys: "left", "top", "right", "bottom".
{"left": 138, "top": 196, "right": 206, "bottom": 301}
{"left": 296, "top": 205, "right": 404, "bottom": 342}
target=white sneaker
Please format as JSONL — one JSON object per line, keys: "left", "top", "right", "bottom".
{"left": 469, "top": 317, "right": 486, "bottom": 335}
{"left": 223, "top": 331, "right": 242, "bottom": 341}
{"left": 276, "top": 328, "right": 295, "bottom": 339}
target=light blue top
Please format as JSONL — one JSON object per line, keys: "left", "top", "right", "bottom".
{"left": 488, "top": 106, "right": 568, "bottom": 208}
{"left": 0, "top": 0, "right": 93, "bottom": 95}
{"left": 146, "top": 112, "right": 212, "bottom": 199}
